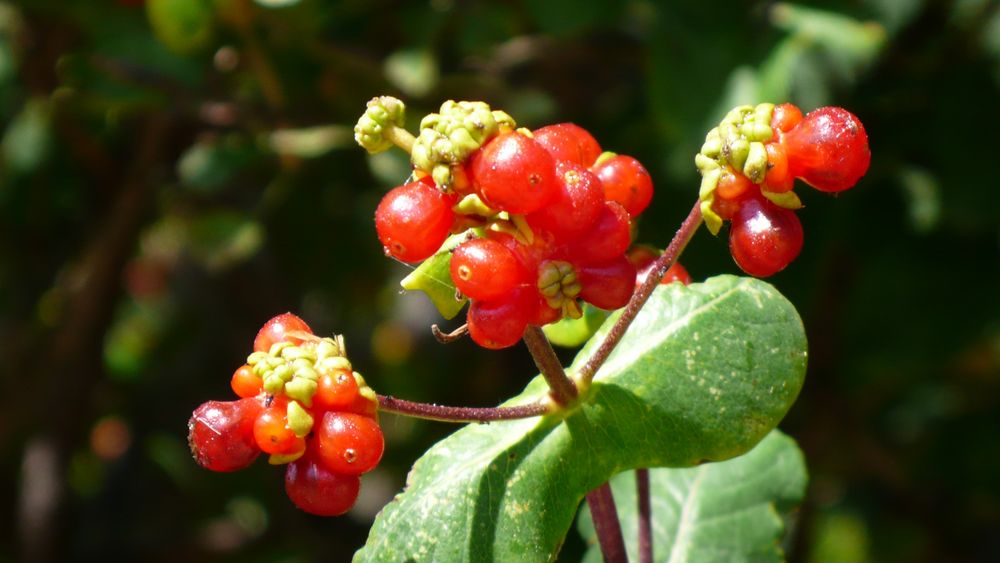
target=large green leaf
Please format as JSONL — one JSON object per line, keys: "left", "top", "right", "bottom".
{"left": 578, "top": 430, "right": 807, "bottom": 563}
{"left": 355, "top": 275, "right": 807, "bottom": 562}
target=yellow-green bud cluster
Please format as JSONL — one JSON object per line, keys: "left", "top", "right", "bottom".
{"left": 538, "top": 261, "right": 583, "bottom": 319}
{"left": 247, "top": 336, "right": 351, "bottom": 407}
{"left": 411, "top": 100, "right": 516, "bottom": 189}
{"left": 355, "top": 96, "right": 407, "bottom": 154}
{"left": 695, "top": 103, "right": 776, "bottom": 235}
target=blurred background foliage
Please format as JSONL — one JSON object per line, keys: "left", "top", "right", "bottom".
{"left": 0, "top": 0, "right": 997, "bottom": 561}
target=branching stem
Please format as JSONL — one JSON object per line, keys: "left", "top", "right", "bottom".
{"left": 376, "top": 394, "right": 549, "bottom": 423}
{"left": 522, "top": 325, "right": 577, "bottom": 406}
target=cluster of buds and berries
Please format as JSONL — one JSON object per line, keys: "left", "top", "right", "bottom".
{"left": 358, "top": 98, "right": 666, "bottom": 349}
{"left": 188, "top": 313, "right": 383, "bottom": 516}
{"left": 697, "top": 103, "right": 870, "bottom": 277}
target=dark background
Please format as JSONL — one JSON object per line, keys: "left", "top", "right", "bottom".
{"left": 1, "top": 0, "right": 997, "bottom": 561}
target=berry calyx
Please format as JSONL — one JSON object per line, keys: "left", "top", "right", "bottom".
{"left": 254, "top": 313, "right": 313, "bottom": 354}
{"left": 728, "top": 195, "right": 804, "bottom": 277}
{"left": 285, "top": 453, "right": 361, "bottom": 516}
{"left": 189, "top": 398, "right": 262, "bottom": 472}
{"left": 591, "top": 154, "right": 654, "bottom": 217}
{"left": 532, "top": 123, "right": 602, "bottom": 167}
{"left": 468, "top": 132, "right": 558, "bottom": 214}
{"left": 375, "top": 176, "right": 456, "bottom": 262}
{"left": 782, "top": 106, "right": 870, "bottom": 192}
{"left": 316, "top": 412, "right": 385, "bottom": 476}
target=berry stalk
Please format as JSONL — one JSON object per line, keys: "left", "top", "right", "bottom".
{"left": 637, "top": 468, "right": 653, "bottom": 563}
{"left": 577, "top": 199, "right": 703, "bottom": 385}
{"left": 522, "top": 326, "right": 578, "bottom": 406}
{"left": 587, "top": 482, "right": 628, "bottom": 563}
{"left": 376, "top": 394, "right": 550, "bottom": 423}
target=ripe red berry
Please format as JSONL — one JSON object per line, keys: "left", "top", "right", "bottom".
{"left": 563, "top": 201, "right": 632, "bottom": 266}
{"left": 466, "top": 287, "right": 534, "bottom": 349}
{"left": 715, "top": 168, "right": 752, "bottom": 200}
{"left": 230, "top": 364, "right": 262, "bottom": 398}
{"left": 782, "top": 106, "right": 870, "bottom": 192}
{"left": 628, "top": 245, "right": 692, "bottom": 287}
{"left": 313, "top": 368, "right": 360, "bottom": 413}
{"left": 375, "top": 176, "right": 456, "bottom": 262}
{"left": 188, "top": 398, "right": 262, "bottom": 472}
{"left": 770, "top": 103, "right": 803, "bottom": 133}
{"left": 253, "top": 402, "right": 306, "bottom": 455}
{"left": 591, "top": 155, "right": 654, "bottom": 217}
{"left": 728, "top": 196, "right": 804, "bottom": 277}
{"left": 526, "top": 160, "right": 605, "bottom": 241}
{"left": 451, "top": 237, "right": 530, "bottom": 302}
{"left": 316, "top": 412, "right": 385, "bottom": 476}
{"left": 762, "top": 142, "right": 793, "bottom": 193}
{"left": 468, "top": 132, "right": 557, "bottom": 214}
{"left": 531, "top": 123, "right": 602, "bottom": 167}
{"left": 577, "top": 255, "right": 637, "bottom": 310}
{"left": 254, "top": 313, "right": 313, "bottom": 354}
{"left": 285, "top": 453, "right": 361, "bottom": 516}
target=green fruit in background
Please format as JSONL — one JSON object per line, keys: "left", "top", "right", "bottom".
{"left": 146, "top": 0, "right": 214, "bottom": 55}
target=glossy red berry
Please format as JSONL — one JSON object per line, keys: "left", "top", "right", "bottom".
{"left": 254, "top": 313, "right": 313, "bottom": 353}
{"left": 770, "top": 103, "right": 803, "bottom": 133}
{"left": 313, "top": 368, "right": 359, "bottom": 413}
{"left": 591, "top": 155, "right": 654, "bottom": 217}
{"left": 316, "top": 412, "right": 385, "bottom": 476}
{"left": 782, "top": 106, "right": 870, "bottom": 192}
{"left": 762, "top": 142, "right": 793, "bottom": 193}
{"left": 285, "top": 453, "right": 361, "bottom": 516}
{"left": 188, "top": 398, "right": 262, "bottom": 472}
{"left": 526, "top": 160, "right": 605, "bottom": 241}
{"left": 531, "top": 123, "right": 602, "bottom": 167}
{"left": 577, "top": 255, "right": 636, "bottom": 310}
{"left": 375, "top": 176, "right": 456, "bottom": 262}
{"left": 468, "top": 132, "right": 557, "bottom": 214}
{"left": 564, "top": 201, "right": 632, "bottom": 266}
{"left": 628, "top": 245, "right": 692, "bottom": 287}
{"left": 230, "top": 364, "right": 262, "bottom": 398}
{"left": 253, "top": 402, "right": 305, "bottom": 455}
{"left": 715, "top": 168, "right": 752, "bottom": 200}
{"left": 451, "top": 237, "right": 530, "bottom": 302}
{"left": 729, "top": 196, "right": 804, "bottom": 277}
{"left": 466, "top": 287, "right": 534, "bottom": 349}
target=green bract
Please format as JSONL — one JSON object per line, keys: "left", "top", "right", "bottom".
{"left": 356, "top": 275, "right": 807, "bottom": 561}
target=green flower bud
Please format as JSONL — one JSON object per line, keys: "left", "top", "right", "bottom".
{"left": 743, "top": 141, "right": 768, "bottom": 184}
{"left": 354, "top": 96, "right": 406, "bottom": 154}
{"left": 285, "top": 377, "right": 318, "bottom": 406}
{"left": 286, "top": 400, "right": 314, "bottom": 437}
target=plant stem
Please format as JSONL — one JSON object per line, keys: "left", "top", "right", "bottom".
{"left": 637, "top": 468, "right": 653, "bottom": 563}
{"left": 587, "top": 482, "right": 628, "bottom": 563}
{"left": 578, "top": 200, "right": 703, "bottom": 385}
{"left": 522, "top": 325, "right": 577, "bottom": 406}
{"left": 385, "top": 124, "right": 416, "bottom": 154}
{"left": 376, "top": 394, "right": 549, "bottom": 423}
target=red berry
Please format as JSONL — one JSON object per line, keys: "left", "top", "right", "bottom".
{"left": 762, "top": 142, "right": 793, "bottom": 193}
{"left": 578, "top": 255, "right": 637, "bottom": 310}
{"left": 285, "top": 453, "right": 361, "bottom": 516}
{"left": 531, "top": 123, "right": 602, "bottom": 167}
{"left": 316, "top": 412, "right": 385, "bottom": 476}
{"left": 253, "top": 402, "right": 306, "bottom": 455}
{"left": 526, "top": 160, "right": 605, "bottom": 241}
{"left": 346, "top": 392, "right": 379, "bottom": 419}
{"left": 375, "top": 176, "right": 456, "bottom": 262}
{"left": 782, "top": 107, "right": 870, "bottom": 192}
{"left": 728, "top": 196, "right": 804, "bottom": 277}
{"left": 771, "top": 103, "right": 803, "bottom": 133}
{"left": 451, "top": 237, "right": 530, "bottom": 302}
{"left": 591, "top": 155, "right": 654, "bottom": 217}
{"left": 313, "top": 368, "right": 360, "bottom": 413}
{"left": 254, "top": 313, "right": 313, "bottom": 353}
{"left": 715, "top": 168, "right": 752, "bottom": 200}
{"left": 466, "top": 287, "right": 534, "bottom": 349}
{"left": 563, "top": 201, "right": 632, "bottom": 266}
{"left": 628, "top": 245, "right": 692, "bottom": 287}
{"left": 230, "top": 364, "right": 262, "bottom": 398}
{"left": 188, "top": 398, "right": 262, "bottom": 472}
{"left": 468, "top": 132, "right": 557, "bottom": 214}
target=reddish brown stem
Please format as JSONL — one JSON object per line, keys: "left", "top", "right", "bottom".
{"left": 522, "top": 325, "right": 577, "bottom": 406}
{"left": 377, "top": 394, "right": 549, "bottom": 423}
{"left": 637, "top": 468, "right": 653, "bottom": 563}
{"left": 578, "top": 200, "right": 703, "bottom": 384}
{"left": 587, "top": 482, "right": 628, "bottom": 563}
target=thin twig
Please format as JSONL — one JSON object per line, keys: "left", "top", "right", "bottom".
{"left": 587, "top": 482, "right": 628, "bottom": 563}
{"left": 431, "top": 323, "right": 468, "bottom": 343}
{"left": 521, "top": 325, "right": 577, "bottom": 406}
{"left": 637, "top": 468, "right": 653, "bottom": 563}
{"left": 578, "top": 200, "right": 703, "bottom": 385}
{"left": 377, "top": 395, "right": 549, "bottom": 423}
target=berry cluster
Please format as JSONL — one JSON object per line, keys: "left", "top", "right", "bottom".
{"left": 188, "top": 313, "right": 383, "bottom": 516}
{"left": 365, "top": 100, "right": 660, "bottom": 349}
{"left": 697, "top": 104, "right": 870, "bottom": 277}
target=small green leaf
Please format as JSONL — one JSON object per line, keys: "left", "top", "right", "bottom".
{"left": 542, "top": 303, "right": 609, "bottom": 348}
{"left": 399, "top": 236, "right": 467, "bottom": 320}
{"left": 578, "top": 430, "right": 807, "bottom": 563}
{"left": 356, "top": 275, "right": 807, "bottom": 561}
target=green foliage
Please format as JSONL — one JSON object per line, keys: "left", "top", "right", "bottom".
{"left": 357, "top": 276, "right": 806, "bottom": 561}
{"left": 578, "top": 430, "right": 807, "bottom": 563}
